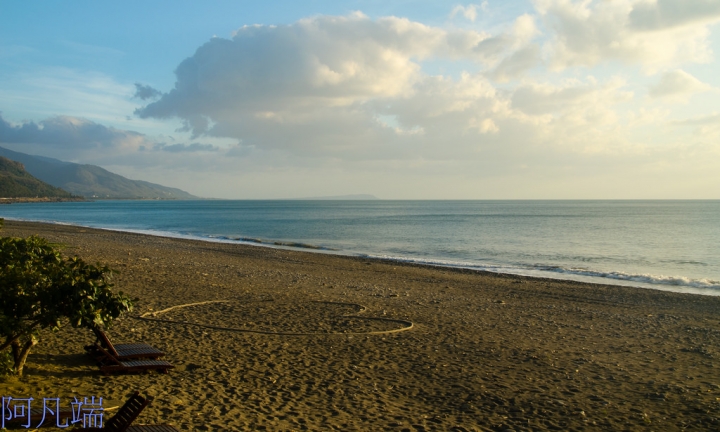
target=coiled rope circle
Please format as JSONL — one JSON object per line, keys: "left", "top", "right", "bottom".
{"left": 132, "top": 300, "right": 413, "bottom": 336}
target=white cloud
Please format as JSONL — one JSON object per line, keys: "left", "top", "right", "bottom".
{"left": 489, "top": 44, "right": 541, "bottom": 81}
{"left": 0, "top": 113, "right": 230, "bottom": 172}
{"left": 450, "top": 4, "right": 488, "bottom": 22}
{"left": 0, "top": 68, "right": 136, "bottom": 124}
{"left": 511, "top": 77, "right": 632, "bottom": 116}
{"left": 134, "top": 83, "right": 162, "bottom": 100}
{"left": 136, "top": 14, "right": 495, "bottom": 153}
{"left": 473, "top": 14, "right": 540, "bottom": 66}
{"left": 673, "top": 112, "right": 720, "bottom": 127}
{"left": 129, "top": 11, "right": 719, "bottom": 174}
{"left": 155, "top": 142, "right": 220, "bottom": 152}
{"left": 135, "top": 11, "right": 551, "bottom": 161}
{"left": 5, "top": 10, "right": 717, "bottom": 198}
{"left": 0, "top": 67, "right": 183, "bottom": 141}
{"left": 672, "top": 112, "right": 720, "bottom": 138}
{"left": 535, "top": 0, "right": 720, "bottom": 70}
{"left": 0, "top": 114, "right": 147, "bottom": 150}
{"left": 512, "top": 13, "right": 540, "bottom": 45}
{"left": 648, "top": 69, "right": 714, "bottom": 101}
{"left": 470, "top": 117, "right": 499, "bottom": 133}
{"left": 629, "top": 0, "right": 720, "bottom": 30}
{"left": 506, "top": 76, "right": 642, "bottom": 155}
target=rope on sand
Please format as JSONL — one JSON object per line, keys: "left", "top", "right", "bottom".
{"left": 139, "top": 300, "right": 232, "bottom": 318}
{"left": 132, "top": 300, "right": 413, "bottom": 336}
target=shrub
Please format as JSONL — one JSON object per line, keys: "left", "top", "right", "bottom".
{"left": 0, "top": 233, "right": 133, "bottom": 376}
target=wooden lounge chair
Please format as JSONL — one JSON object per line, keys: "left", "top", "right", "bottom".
{"left": 74, "top": 391, "right": 178, "bottom": 431}
{"left": 93, "top": 345, "right": 174, "bottom": 375}
{"left": 85, "top": 326, "right": 165, "bottom": 360}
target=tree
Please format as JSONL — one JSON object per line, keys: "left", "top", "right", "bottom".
{"left": 0, "top": 230, "right": 133, "bottom": 376}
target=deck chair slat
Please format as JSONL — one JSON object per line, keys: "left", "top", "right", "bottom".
{"left": 92, "top": 345, "right": 174, "bottom": 374}
{"left": 87, "top": 327, "right": 166, "bottom": 360}
{"left": 126, "top": 425, "right": 181, "bottom": 432}
{"left": 73, "top": 391, "right": 182, "bottom": 432}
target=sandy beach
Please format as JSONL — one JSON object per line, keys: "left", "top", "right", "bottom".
{"left": 1, "top": 219, "right": 719, "bottom": 431}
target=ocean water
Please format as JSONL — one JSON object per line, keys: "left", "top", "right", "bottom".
{"left": 1, "top": 200, "right": 719, "bottom": 296}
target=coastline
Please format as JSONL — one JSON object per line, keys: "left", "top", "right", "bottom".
{"left": 1, "top": 220, "right": 720, "bottom": 430}
{"left": 2, "top": 214, "right": 718, "bottom": 296}
{"left": 0, "top": 197, "right": 86, "bottom": 204}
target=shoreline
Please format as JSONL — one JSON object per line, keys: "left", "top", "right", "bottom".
{"left": 0, "top": 196, "right": 86, "bottom": 204}
{"left": 2, "top": 219, "right": 720, "bottom": 430}
{"left": 2, "top": 216, "right": 718, "bottom": 297}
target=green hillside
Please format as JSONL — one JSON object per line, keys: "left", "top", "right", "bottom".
{"left": 0, "top": 147, "right": 197, "bottom": 199}
{"left": 0, "top": 157, "right": 74, "bottom": 198}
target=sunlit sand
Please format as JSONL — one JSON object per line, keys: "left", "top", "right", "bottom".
{"left": 2, "top": 220, "right": 719, "bottom": 431}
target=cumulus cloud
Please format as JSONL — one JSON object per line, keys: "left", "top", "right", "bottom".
{"left": 629, "top": 0, "right": 720, "bottom": 30}
{"left": 648, "top": 69, "right": 714, "bottom": 100}
{"left": 535, "top": 0, "right": 720, "bottom": 69}
{"left": 0, "top": 113, "right": 146, "bottom": 149}
{"left": 488, "top": 44, "right": 541, "bottom": 82}
{"left": 672, "top": 113, "right": 720, "bottom": 137}
{"left": 2, "top": 6, "right": 718, "bottom": 198}
{"left": 120, "top": 10, "right": 720, "bottom": 198}
{"left": 673, "top": 113, "right": 720, "bottom": 126}
{"left": 450, "top": 3, "right": 488, "bottom": 22}
{"left": 134, "top": 12, "right": 553, "bottom": 158}
{"left": 155, "top": 142, "right": 219, "bottom": 152}
{"left": 138, "top": 13, "right": 486, "bottom": 114}
{"left": 473, "top": 14, "right": 539, "bottom": 65}
{"left": 379, "top": 73, "right": 499, "bottom": 127}
{"left": 511, "top": 78, "right": 632, "bottom": 116}
{"left": 133, "top": 83, "right": 162, "bottom": 100}
{"left": 0, "top": 113, "right": 224, "bottom": 168}
{"left": 135, "top": 13, "right": 506, "bottom": 152}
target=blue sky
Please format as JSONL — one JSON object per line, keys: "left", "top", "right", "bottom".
{"left": 1, "top": 1, "right": 719, "bottom": 198}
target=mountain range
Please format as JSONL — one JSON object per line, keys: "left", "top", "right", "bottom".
{"left": 0, "top": 147, "right": 197, "bottom": 199}
{"left": 0, "top": 156, "right": 76, "bottom": 199}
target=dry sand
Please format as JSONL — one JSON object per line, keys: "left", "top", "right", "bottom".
{"left": 1, "top": 220, "right": 719, "bottom": 431}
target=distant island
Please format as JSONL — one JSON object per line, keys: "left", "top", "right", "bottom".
{"left": 0, "top": 146, "right": 197, "bottom": 200}
{"left": 294, "top": 194, "right": 379, "bottom": 200}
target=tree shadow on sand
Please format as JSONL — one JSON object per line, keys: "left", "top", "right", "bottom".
{"left": 22, "top": 353, "right": 100, "bottom": 378}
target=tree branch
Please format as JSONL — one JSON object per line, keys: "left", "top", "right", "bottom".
{"left": 13, "top": 337, "right": 37, "bottom": 376}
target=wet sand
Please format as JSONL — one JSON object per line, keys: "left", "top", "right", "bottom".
{"left": 1, "top": 220, "right": 719, "bottom": 431}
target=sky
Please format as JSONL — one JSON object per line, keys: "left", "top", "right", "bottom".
{"left": 1, "top": 0, "right": 719, "bottom": 199}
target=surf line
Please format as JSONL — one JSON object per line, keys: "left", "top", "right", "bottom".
{"left": 132, "top": 300, "right": 413, "bottom": 336}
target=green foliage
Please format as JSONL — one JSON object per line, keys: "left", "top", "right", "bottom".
{"left": 0, "top": 235, "right": 133, "bottom": 376}
{"left": 0, "top": 156, "right": 73, "bottom": 198}
{"left": 0, "top": 350, "right": 13, "bottom": 376}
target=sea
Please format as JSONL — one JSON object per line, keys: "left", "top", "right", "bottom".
{"left": 1, "top": 200, "right": 719, "bottom": 296}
